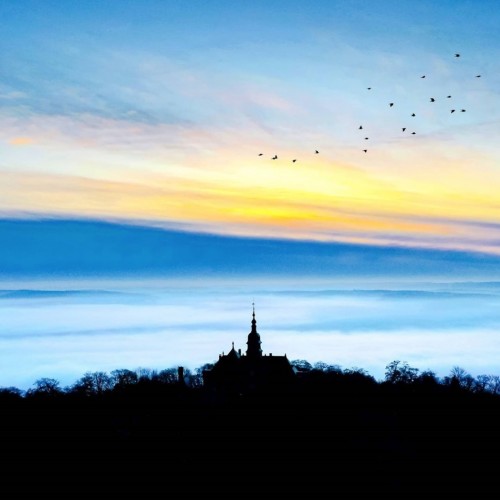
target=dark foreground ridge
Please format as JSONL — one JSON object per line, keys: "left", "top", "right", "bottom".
{"left": 1, "top": 311, "right": 500, "bottom": 494}
{"left": 2, "top": 365, "right": 500, "bottom": 494}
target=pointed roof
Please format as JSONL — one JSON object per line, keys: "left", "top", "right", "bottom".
{"left": 227, "top": 341, "right": 239, "bottom": 359}
{"left": 251, "top": 302, "right": 257, "bottom": 334}
{"left": 247, "top": 303, "right": 262, "bottom": 358}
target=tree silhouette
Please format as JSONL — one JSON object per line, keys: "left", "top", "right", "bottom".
{"left": 154, "top": 368, "right": 178, "bottom": 384}
{"left": 384, "top": 360, "right": 419, "bottom": 384}
{"left": 71, "top": 371, "right": 113, "bottom": 396}
{"left": 290, "top": 359, "right": 313, "bottom": 372}
{"left": 0, "top": 386, "right": 24, "bottom": 401}
{"left": 313, "top": 361, "right": 342, "bottom": 373}
{"left": 475, "top": 374, "right": 491, "bottom": 393}
{"left": 30, "top": 377, "right": 62, "bottom": 395}
{"left": 111, "top": 368, "right": 139, "bottom": 388}
{"left": 487, "top": 375, "right": 500, "bottom": 395}
{"left": 444, "top": 366, "right": 475, "bottom": 390}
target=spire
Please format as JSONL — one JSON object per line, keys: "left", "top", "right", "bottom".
{"left": 247, "top": 303, "right": 262, "bottom": 358}
{"left": 251, "top": 302, "right": 257, "bottom": 334}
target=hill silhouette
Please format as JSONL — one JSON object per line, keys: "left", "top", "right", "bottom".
{"left": 1, "top": 359, "right": 500, "bottom": 494}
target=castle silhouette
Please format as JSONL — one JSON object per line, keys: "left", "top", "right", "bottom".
{"left": 203, "top": 305, "right": 295, "bottom": 395}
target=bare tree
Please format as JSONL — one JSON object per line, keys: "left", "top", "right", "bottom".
{"left": 72, "top": 371, "right": 113, "bottom": 395}
{"left": 155, "top": 368, "right": 179, "bottom": 384}
{"left": 488, "top": 375, "right": 500, "bottom": 395}
{"left": 444, "top": 366, "right": 475, "bottom": 391}
{"left": 313, "top": 362, "right": 342, "bottom": 373}
{"left": 475, "top": 374, "right": 491, "bottom": 393}
{"left": 135, "top": 367, "right": 154, "bottom": 381}
{"left": 290, "top": 359, "right": 313, "bottom": 373}
{"left": 111, "top": 368, "right": 138, "bottom": 388}
{"left": 92, "top": 371, "right": 113, "bottom": 394}
{"left": 384, "top": 360, "right": 419, "bottom": 384}
{"left": 30, "top": 377, "right": 62, "bottom": 395}
{"left": 71, "top": 373, "right": 95, "bottom": 396}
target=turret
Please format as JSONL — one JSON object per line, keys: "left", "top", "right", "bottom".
{"left": 246, "top": 303, "right": 262, "bottom": 358}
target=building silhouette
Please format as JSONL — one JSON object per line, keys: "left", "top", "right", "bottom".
{"left": 203, "top": 305, "right": 295, "bottom": 397}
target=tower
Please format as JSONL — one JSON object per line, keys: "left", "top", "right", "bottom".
{"left": 202, "top": 302, "right": 295, "bottom": 396}
{"left": 246, "top": 303, "right": 262, "bottom": 358}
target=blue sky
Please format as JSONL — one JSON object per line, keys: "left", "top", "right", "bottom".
{"left": 2, "top": 1, "right": 500, "bottom": 253}
{"left": 1, "top": 1, "right": 500, "bottom": 389}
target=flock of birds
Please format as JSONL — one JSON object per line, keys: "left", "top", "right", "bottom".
{"left": 258, "top": 52, "right": 483, "bottom": 161}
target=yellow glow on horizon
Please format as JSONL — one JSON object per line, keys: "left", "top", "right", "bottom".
{"left": 2, "top": 135, "right": 500, "bottom": 254}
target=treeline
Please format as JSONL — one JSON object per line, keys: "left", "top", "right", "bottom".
{"left": 2, "top": 358, "right": 500, "bottom": 399}
{"left": 2, "top": 359, "right": 500, "bottom": 493}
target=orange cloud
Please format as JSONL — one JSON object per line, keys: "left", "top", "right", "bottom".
{"left": 9, "top": 137, "right": 34, "bottom": 146}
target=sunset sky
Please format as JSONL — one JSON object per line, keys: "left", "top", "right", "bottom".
{"left": 1, "top": 1, "right": 500, "bottom": 390}
{"left": 2, "top": 0, "right": 500, "bottom": 255}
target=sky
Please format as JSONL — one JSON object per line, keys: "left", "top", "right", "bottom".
{"left": 1, "top": 1, "right": 500, "bottom": 390}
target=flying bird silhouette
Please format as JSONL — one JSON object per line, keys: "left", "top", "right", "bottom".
{"left": 292, "top": 159, "right": 297, "bottom": 162}
{"left": 364, "top": 137, "right": 369, "bottom": 140}
{"left": 411, "top": 113, "right": 416, "bottom": 117}
{"left": 367, "top": 87, "right": 372, "bottom": 90}
{"left": 461, "top": 109, "right": 466, "bottom": 112}
{"left": 359, "top": 125, "right": 363, "bottom": 129}
{"left": 421, "top": 75, "right": 426, "bottom": 78}
{"left": 272, "top": 155, "right": 278, "bottom": 159}
{"left": 455, "top": 53, "right": 460, "bottom": 57}
{"left": 258, "top": 153, "right": 263, "bottom": 156}
{"left": 363, "top": 149, "right": 367, "bottom": 153}
{"left": 430, "top": 98, "right": 435, "bottom": 102}
{"left": 411, "top": 132, "right": 416, "bottom": 135}
{"left": 315, "top": 150, "right": 319, "bottom": 154}
{"left": 447, "top": 95, "right": 452, "bottom": 98}
{"left": 389, "top": 102, "right": 394, "bottom": 107}
{"left": 476, "top": 75, "right": 481, "bottom": 78}
{"left": 451, "top": 109, "right": 455, "bottom": 113}
{"left": 402, "top": 127, "right": 406, "bottom": 132}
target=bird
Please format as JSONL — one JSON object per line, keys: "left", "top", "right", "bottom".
{"left": 476, "top": 75, "right": 481, "bottom": 78}
{"left": 389, "top": 102, "right": 394, "bottom": 107}
{"left": 364, "top": 137, "right": 369, "bottom": 140}
{"left": 430, "top": 98, "right": 435, "bottom": 102}
{"left": 359, "top": 125, "right": 363, "bottom": 129}
{"left": 455, "top": 53, "right": 460, "bottom": 57}
{"left": 447, "top": 95, "right": 452, "bottom": 98}
{"left": 258, "top": 153, "right": 263, "bottom": 156}
{"left": 402, "top": 127, "right": 406, "bottom": 132}
{"left": 367, "top": 87, "right": 372, "bottom": 90}
{"left": 411, "top": 132, "right": 416, "bottom": 135}
{"left": 461, "top": 109, "right": 466, "bottom": 112}
{"left": 421, "top": 75, "right": 426, "bottom": 78}
{"left": 411, "top": 113, "right": 416, "bottom": 117}
{"left": 363, "top": 149, "right": 367, "bottom": 153}
{"left": 451, "top": 109, "right": 455, "bottom": 113}
{"left": 272, "top": 155, "right": 278, "bottom": 159}
{"left": 292, "top": 159, "right": 297, "bottom": 162}
{"left": 315, "top": 150, "right": 319, "bottom": 154}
